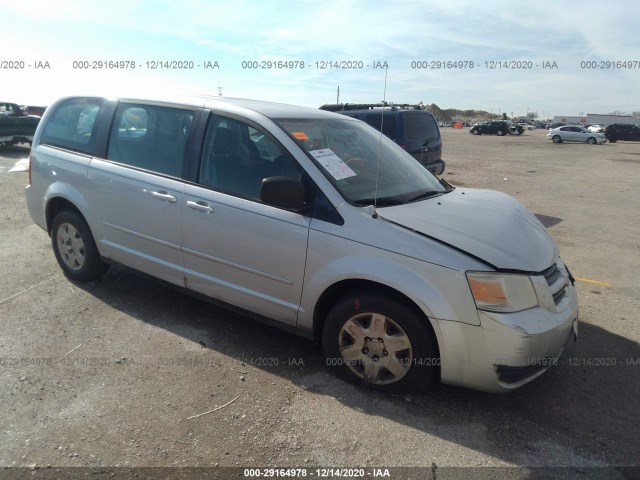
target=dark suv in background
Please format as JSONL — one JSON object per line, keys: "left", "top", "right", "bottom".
{"left": 320, "top": 103, "right": 445, "bottom": 175}
{"left": 604, "top": 124, "right": 640, "bottom": 142}
{"left": 0, "top": 102, "right": 41, "bottom": 146}
{"left": 470, "top": 121, "right": 523, "bottom": 136}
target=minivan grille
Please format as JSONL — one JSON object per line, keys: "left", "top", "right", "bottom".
{"left": 542, "top": 263, "right": 567, "bottom": 305}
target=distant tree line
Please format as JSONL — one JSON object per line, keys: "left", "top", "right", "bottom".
{"left": 609, "top": 110, "right": 640, "bottom": 117}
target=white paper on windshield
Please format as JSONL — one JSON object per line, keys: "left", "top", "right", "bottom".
{"left": 310, "top": 148, "right": 357, "bottom": 180}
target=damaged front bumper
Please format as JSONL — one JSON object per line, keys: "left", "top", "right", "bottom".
{"left": 437, "top": 283, "right": 578, "bottom": 393}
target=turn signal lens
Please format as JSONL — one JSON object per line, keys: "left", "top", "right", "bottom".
{"left": 468, "top": 277, "right": 508, "bottom": 304}
{"left": 466, "top": 272, "right": 538, "bottom": 313}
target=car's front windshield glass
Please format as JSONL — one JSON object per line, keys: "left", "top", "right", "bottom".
{"left": 274, "top": 117, "right": 447, "bottom": 206}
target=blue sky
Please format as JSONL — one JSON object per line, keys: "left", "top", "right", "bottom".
{"left": 2, "top": 0, "right": 639, "bottom": 118}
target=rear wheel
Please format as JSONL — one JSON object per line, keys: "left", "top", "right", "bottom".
{"left": 496, "top": 130, "right": 505, "bottom": 136}
{"left": 608, "top": 138, "right": 617, "bottom": 143}
{"left": 322, "top": 291, "right": 438, "bottom": 393}
{"left": 51, "top": 210, "right": 109, "bottom": 281}
{"left": 552, "top": 135, "right": 562, "bottom": 143}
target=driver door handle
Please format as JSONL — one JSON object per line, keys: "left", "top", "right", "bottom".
{"left": 187, "top": 200, "right": 214, "bottom": 213}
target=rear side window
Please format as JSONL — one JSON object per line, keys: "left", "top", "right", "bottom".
{"left": 362, "top": 114, "right": 397, "bottom": 139}
{"left": 403, "top": 113, "right": 440, "bottom": 141}
{"left": 107, "top": 103, "right": 194, "bottom": 177}
{"left": 0, "top": 103, "right": 23, "bottom": 116}
{"left": 40, "top": 98, "right": 103, "bottom": 154}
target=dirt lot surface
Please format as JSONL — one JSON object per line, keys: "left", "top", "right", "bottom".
{"left": 1, "top": 129, "right": 639, "bottom": 479}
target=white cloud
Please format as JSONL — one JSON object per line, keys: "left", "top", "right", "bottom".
{"left": 1, "top": 0, "right": 638, "bottom": 113}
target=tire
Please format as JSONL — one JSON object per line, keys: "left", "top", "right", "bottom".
{"left": 51, "top": 210, "right": 109, "bottom": 282}
{"left": 471, "top": 129, "right": 479, "bottom": 135}
{"left": 322, "top": 290, "right": 438, "bottom": 393}
{"left": 586, "top": 137, "right": 597, "bottom": 144}
{"left": 552, "top": 135, "right": 562, "bottom": 144}
{"left": 608, "top": 138, "right": 617, "bottom": 143}
{"left": 496, "top": 130, "right": 505, "bottom": 136}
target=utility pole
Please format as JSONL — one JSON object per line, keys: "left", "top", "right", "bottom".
{"left": 218, "top": 87, "right": 223, "bottom": 96}
{"left": 337, "top": 86, "right": 340, "bottom": 104}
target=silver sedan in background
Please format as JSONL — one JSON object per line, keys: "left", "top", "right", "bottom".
{"left": 547, "top": 126, "right": 607, "bottom": 144}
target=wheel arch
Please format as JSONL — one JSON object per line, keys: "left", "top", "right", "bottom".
{"left": 46, "top": 197, "right": 82, "bottom": 234}
{"left": 42, "top": 183, "right": 103, "bottom": 245}
{"left": 312, "top": 279, "right": 440, "bottom": 357}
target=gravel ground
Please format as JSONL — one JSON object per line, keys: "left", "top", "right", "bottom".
{"left": 0, "top": 129, "right": 638, "bottom": 479}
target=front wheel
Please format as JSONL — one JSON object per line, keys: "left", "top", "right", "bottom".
{"left": 552, "top": 135, "right": 562, "bottom": 143}
{"left": 471, "top": 129, "right": 479, "bottom": 135}
{"left": 51, "top": 210, "right": 109, "bottom": 282}
{"left": 586, "top": 137, "right": 597, "bottom": 144}
{"left": 608, "top": 138, "right": 617, "bottom": 143}
{"left": 322, "top": 291, "right": 438, "bottom": 393}
{"left": 496, "top": 130, "right": 505, "bottom": 136}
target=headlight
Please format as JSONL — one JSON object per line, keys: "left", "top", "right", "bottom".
{"left": 466, "top": 272, "right": 538, "bottom": 313}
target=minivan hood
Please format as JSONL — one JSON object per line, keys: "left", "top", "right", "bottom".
{"left": 379, "top": 188, "right": 557, "bottom": 272}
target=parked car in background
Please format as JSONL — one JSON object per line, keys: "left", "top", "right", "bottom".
{"left": 517, "top": 122, "right": 536, "bottom": 130}
{"left": 321, "top": 103, "right": 445, "bottom": 175}
{"left": 0, "top": 101, "right": 41, "bottom": 146}
{"left": 23, "top": 105, "right": 47, "bottom": 117}
{"left": 511, "top": 124, "right": 525, "bottom": 135}
{"left": 547, "top": 123, "right": 565, "bottom": 130}
{"left": 26, "top": 94, "right": 578, "bottom": 393}
{"left": 470, "top": 121, "right": 513, "bottom": 136}
{"left": 604, "top": 123, "right": 640, "bottom": 142}
{"left": 547, "top": 126, "right": 606, "bottom": 144}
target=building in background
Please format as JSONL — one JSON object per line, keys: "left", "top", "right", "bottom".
{"left": 553, "top": 114, "right": 639, "bottom": 126}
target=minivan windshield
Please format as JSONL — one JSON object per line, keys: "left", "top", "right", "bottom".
{"left": 275, "top": 117, "right": 448, "bottom": 206}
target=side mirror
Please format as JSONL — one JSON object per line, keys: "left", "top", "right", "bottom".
{"left": 260, "top": 176, "right": 306, "bottom": 211}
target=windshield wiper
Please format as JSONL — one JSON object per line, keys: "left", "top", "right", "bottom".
{"left": 354, "top": 196, "right": 405, "bottom": 207}
{"left": 355, "top": 187, "right": 452, "bottom": 207}
{"left": 407, "top": 188, "right": 453, "bottom": 203}
{"left": 422, "top": 137, "right": 438, "bottom": 147}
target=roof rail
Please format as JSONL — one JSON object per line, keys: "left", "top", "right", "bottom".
{"left": 319, "top": 102, "right": 424, "bottom": 112}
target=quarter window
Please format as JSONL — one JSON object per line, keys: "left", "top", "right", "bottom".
{"left": 40, "top": 98, "right": 103, "bottom": 154}
{"left": 107, "top": 103, "right": 194, "bottom": 177}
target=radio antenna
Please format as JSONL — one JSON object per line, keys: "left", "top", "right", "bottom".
{"left": 372, "top": 67, "right": 388, "bottom": 218}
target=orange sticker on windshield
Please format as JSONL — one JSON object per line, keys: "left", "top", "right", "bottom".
{"left": 292, "top": 131, "right": 309, "bottom": 140}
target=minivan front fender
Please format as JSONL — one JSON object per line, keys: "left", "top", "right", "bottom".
{"left": 298, "top": 229, "right": 481, "bottom": 333}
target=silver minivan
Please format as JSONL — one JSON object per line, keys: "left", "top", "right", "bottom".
{"left": 25, "top": 95, "right": 579, "bottom": 393}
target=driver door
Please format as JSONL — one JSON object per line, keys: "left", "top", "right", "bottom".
{"left": 182, "top": 113, "right": 310, "bottom": 325}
